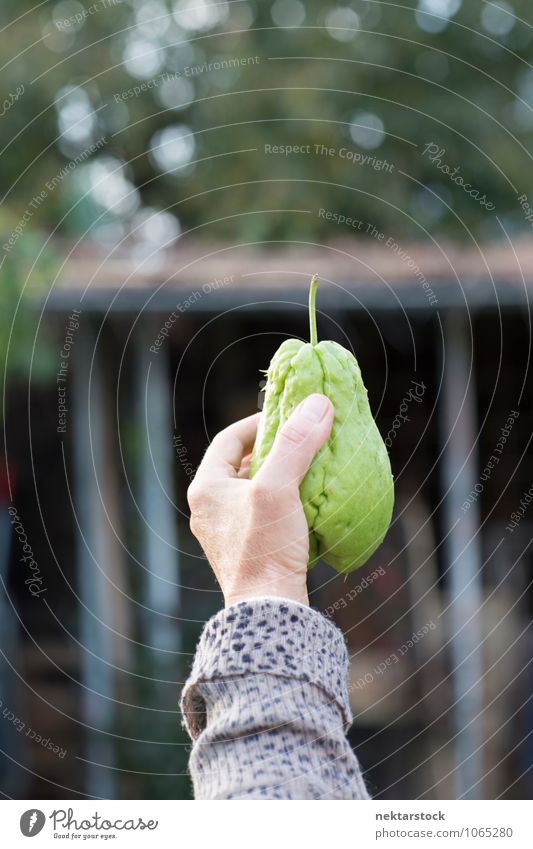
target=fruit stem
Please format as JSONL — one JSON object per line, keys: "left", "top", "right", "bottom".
{"left": 309, "top": 274, "right": 319, "bottom": 346}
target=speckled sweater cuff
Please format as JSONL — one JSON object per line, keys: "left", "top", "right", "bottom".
{"left": 181, "top": 598, "right": 353, "bottom": 739}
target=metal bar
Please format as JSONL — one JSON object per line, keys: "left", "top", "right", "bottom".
{"left": 0, "top": 507, "right": 27, "bottom": 796}
{"left": 440, "top": 310, "right": 484, "bottom": 799}
{"left": 134, "top": 322, "right": 181, "bottom": 665}
{"left": 72, "top": 322, "right": 118, "bottom": 799}
{"left": 43, "top": 279, "right": 522, "bottom": 315}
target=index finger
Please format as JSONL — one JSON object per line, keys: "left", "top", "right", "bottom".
{"left": 194, "top": 412, "right": 261, "bottom": 482}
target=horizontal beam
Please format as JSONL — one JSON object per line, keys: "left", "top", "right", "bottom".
{"left": 44, "top": 279, "right": 527, "bottom": 314}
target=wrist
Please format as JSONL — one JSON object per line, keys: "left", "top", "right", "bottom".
{"left": 224, "top": 580, "right": 309, "bottom": 609}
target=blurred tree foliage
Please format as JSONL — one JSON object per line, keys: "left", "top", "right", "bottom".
{"left": 0, "top": 244, "right": 58, "bottom": 425}
{"left": 0, "top": 0, "right": 532, "bottom": 247}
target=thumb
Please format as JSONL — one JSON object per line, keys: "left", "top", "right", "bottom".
{"left": 255, "top": 394, "right": 334, "bottom": 489}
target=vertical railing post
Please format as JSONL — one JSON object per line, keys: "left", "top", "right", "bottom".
{"left": 72, "top": 320, "right": 123, "bottom": 799}
{"left": 440, "top": 309, "right": 484, "bottom": 799}
{"left": 134, "top": 320, "right": 181, "bottom": 667}
{"left": 0, "top": 507, "right": 27, "bottom": 796}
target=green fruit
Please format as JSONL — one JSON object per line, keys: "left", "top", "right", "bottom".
{"left": 250, "top": 275, "right": 394, "bottom": 574}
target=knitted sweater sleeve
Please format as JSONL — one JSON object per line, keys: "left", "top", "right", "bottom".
{"left": 180, "top": 598, "right": 370, "bottom": 800}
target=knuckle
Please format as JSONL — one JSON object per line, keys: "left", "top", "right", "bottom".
{"left": 209, "top": 430, "right": 227, "bottom": 451}
{"left": 187, "top": 480, "right": 204, "bottom": 511}
{"left": 189, "top": 514, "right": 201, "bottom": 538}
{"left": 250, "top": 479, "right": 272, "bottom": 505}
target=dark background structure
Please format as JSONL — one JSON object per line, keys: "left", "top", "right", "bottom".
{"left": 1, "top": 0, "right": 533, "bottom": 801}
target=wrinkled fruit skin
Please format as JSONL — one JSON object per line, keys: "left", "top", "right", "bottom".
{"left": 250, "top": 338, "right": 394, "bottom": 574}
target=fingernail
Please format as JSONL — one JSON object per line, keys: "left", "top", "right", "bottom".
{"left": 300, "top": 394, "right": 330, "bottom": 423}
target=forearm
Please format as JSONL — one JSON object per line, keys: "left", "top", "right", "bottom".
{"left": 180, "top": 598, "right": 370, "bottom": 800}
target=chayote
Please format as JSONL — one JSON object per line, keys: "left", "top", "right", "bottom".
{"left": 250, "top": 275, "right": 394, "bottom": 574}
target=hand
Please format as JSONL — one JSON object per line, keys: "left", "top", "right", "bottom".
{"left": 187, "top": 394, "right": 334, "bottom": 608}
